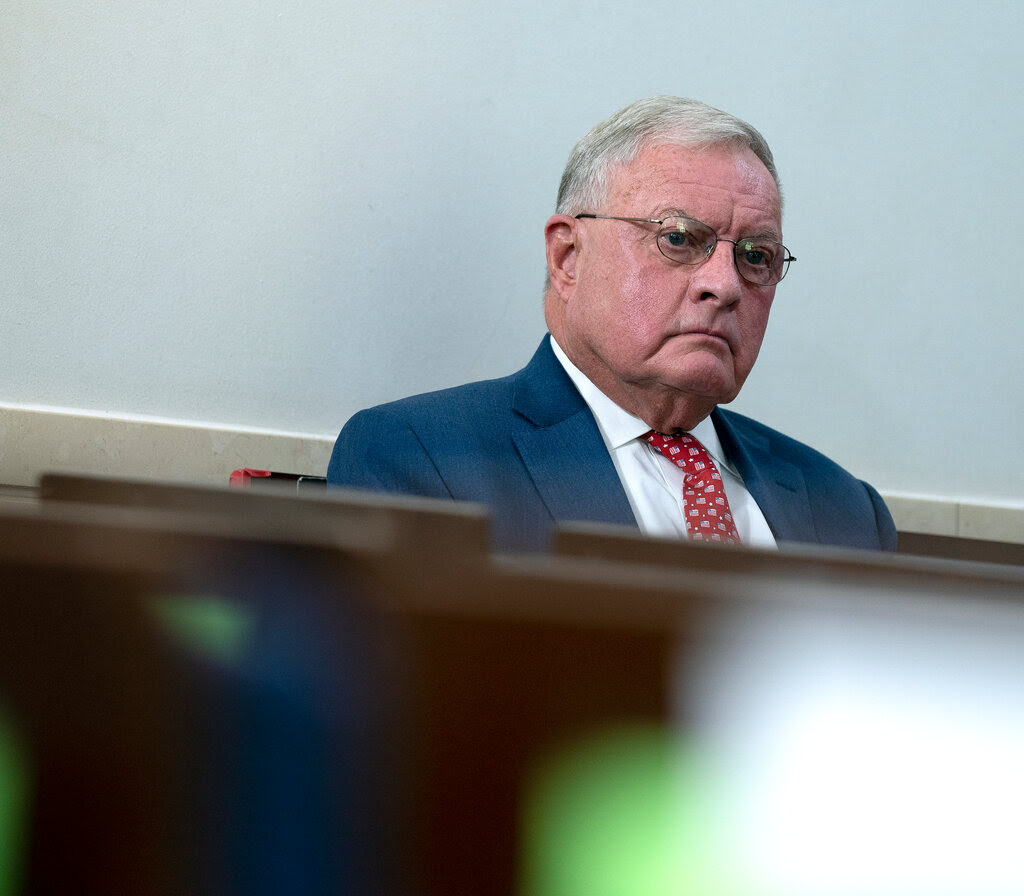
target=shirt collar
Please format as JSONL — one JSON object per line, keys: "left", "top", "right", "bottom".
{"left": 549, "top": 336, "right": 738, "bottom": 475}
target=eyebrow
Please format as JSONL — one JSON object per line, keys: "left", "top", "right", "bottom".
{"left": 743, "top": 227, "right": 783, "bottom": 242}
{"left": 655, "top": 208, "right": 782, "bottom": 242}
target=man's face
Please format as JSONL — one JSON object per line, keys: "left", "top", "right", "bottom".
{"left": 550, "top": 142, "right": 782, "bottom": 431}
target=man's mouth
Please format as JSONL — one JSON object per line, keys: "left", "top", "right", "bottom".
{"left": 685, "top": 328, "right": 731, "bottom": 347}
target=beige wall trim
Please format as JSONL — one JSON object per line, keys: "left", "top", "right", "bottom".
{"left": 883, "top": 493, "right": 1024, "bottom": 545}
{"left": 0, "top": 404, "right": 334, "bottom": 489}
{"left": 2, "top": 405, "right": 1023, "bottom": 545}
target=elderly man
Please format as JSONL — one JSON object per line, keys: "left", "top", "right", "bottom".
{"left": 328, "top": 96, "right": 896, "bottom": 553}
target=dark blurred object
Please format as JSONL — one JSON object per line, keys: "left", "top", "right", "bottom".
{"left": 0, "top": 506, "right": 404, "bottom": 896}
{"left": 0, "top": 563, "right": 169, "bottom": 895}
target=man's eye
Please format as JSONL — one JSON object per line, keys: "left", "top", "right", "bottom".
{"left": 740, "top": 241, "right": 775, "bottom": 267}
{"left": 662, "top": 228, "right": 703, "bottom": 250}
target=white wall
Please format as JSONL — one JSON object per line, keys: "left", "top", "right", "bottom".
{"left": 3, "top": 1, "right": 1023, "bottom": 512}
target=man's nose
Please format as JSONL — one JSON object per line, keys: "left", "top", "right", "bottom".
{"left": 691, "top": 240, "right": 743, "bottom": 305}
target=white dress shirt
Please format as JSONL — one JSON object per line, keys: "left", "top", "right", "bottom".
{"left": 550, "top": 338, "right": 777, "bottom": 549}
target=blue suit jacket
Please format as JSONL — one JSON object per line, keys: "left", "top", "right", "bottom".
{"left": 328, "top": 336, "right": 897, "bottom": 553}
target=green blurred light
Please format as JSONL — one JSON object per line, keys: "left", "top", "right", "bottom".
{"left": 0, "top": 702, "right": 31, "bottom": 896}
{"left": 149, "top": 594, "right": 256, "bottom": 666}
{"left": 519, "top": 724, "right": 748, "bottom": 896}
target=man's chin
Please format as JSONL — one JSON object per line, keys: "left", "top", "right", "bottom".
{"left": 658, "top": 354, "right": 737, "bottom": 403}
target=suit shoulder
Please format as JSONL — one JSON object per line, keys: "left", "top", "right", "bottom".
{"left": 345, "top": 369, "right": 520, "bottom": 430}
{"left": 714, "top": 407, "right": 897, "bottom": 551}
{"left": 329, "top": 369, "right": 524, "bottom": 483}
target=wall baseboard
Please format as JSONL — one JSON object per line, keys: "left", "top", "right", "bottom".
{"left": 0, "top": 405, "right": 333, "bottom": 489}
{"left": 881, "top": 493, "right": 1024, "bottom": 545}
{"left": 2, "top": 406, "right": 1022, "bottom": 545}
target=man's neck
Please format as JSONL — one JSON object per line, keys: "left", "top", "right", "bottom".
{"left": 549, "top": 335, "right": 717, "bottom": 433}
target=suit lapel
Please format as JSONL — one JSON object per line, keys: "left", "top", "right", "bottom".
{"left": 511, "top": 338, "right": 637, "bottom": 528}
{"left": 713, "top": 408, "right": 818, "bottom": 544}
{"left": 508, "top": 340, "right": 820, "bottom": 541}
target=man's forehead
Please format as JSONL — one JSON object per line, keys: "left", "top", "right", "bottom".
{"left": 609, "top": 142, "right": 781, "bottom": 221}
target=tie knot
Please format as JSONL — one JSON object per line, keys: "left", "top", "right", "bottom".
{"left": 643, "top": 430, "right": 710, "bottom": 473}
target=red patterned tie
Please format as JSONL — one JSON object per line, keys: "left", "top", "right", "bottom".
{"left": 643, "top": 431, "right": 741, "bottom": 544}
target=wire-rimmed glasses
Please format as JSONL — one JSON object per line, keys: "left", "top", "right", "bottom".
{"left": 575, "top": 213, "right": 796, "bottom": 285}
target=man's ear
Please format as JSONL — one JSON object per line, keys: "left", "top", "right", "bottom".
{"left": 544, "top": 215, "right": 579, "bottom": 301}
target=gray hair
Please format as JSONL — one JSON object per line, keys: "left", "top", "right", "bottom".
{"left": 555, "top": 96, "right": 782, "bottom": 215}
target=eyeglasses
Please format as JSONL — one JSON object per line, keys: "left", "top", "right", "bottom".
{"left": 574, "top": 213, "right": 796, "bottom": 285}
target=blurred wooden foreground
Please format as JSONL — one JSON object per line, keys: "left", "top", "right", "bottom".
{"left": 0, "top": 474, "right": 1021, "bottom": 896}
